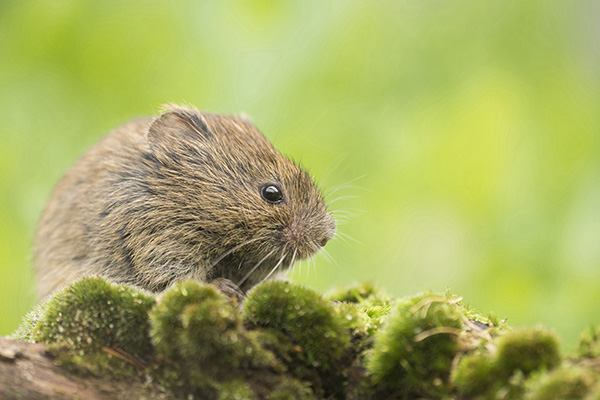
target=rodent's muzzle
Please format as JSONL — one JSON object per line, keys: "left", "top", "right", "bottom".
{"left": 282, "top": 213, "right": 336, "bottom": 259}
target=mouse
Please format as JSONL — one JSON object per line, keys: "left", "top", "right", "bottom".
{"left": 34, "top": 105, "right": 336, "bottom": 298}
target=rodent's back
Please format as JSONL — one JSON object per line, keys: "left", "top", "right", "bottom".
{"left": 35, "top": 107, "right": 335, "bottom": 298}
{"left": 35, "top": 117, "right": 157, "bottom": 295}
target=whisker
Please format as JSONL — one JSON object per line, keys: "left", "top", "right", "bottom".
{"left": 208, "top": 236, "right": 266, "bottom": 272}
{"left": 330, "top": 209, "right": 359, "bottom": 217}
{"left": 290, "top": 259, "right": 297, "bottom": 280}
{"left": 319, "top": 246, "right": 338, "bottom": 266}
{"left": 336, "top": 231, "right": 362, "bottom": 245}
{"left": 327, "top": 195, "right": 359, "bottom": 205}
{"left": 332, "top": 234, "right": 350, "bottom": 245}
{"left": 325, "top": 174, "right": 367, "bottom": 198}
{"left": 237, "top": 249, "right": 276, "bottom": 287}
{"left": 260, "top": 253, "right": 288, "bottom": 285}
{"left": 289, "top": 248, "right": 298, "bottom": 271}
{"left": 317, "top": 152, "right": 345, "bottom": 187}
{"left": 331, "top": 214, "right": 351, "bottom": 221}
{"left": 296, "top": 259, "right": 303, "bottom": 282}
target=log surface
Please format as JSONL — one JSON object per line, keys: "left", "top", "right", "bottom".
{"left": 0, "top": 337, "right": 158, "bottom": 400}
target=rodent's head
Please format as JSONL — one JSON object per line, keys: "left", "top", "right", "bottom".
{"left": 145, "top": 106, "right": 335, "bottom": 290}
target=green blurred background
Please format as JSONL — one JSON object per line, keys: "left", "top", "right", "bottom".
{"left": 1, "top": 0, "right": 599, "bottom": 350}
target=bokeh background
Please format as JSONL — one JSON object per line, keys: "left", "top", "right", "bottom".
{"left": 1, "top": 1, "right": 599, "bottom": 350}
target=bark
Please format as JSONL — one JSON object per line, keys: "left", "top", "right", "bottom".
{"left": 0, "top": 336, "right": 160, "bottom": 400}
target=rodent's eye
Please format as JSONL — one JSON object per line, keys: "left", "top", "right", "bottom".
{"left": 260, "top": 184, "right": 284, "bottom": 204}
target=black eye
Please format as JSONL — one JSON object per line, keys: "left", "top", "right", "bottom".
{"left": 261, "top": 184, "right": 284, "bottom": 204}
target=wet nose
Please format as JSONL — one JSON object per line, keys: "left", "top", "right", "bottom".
{"left": 318, "top": 222, "right": 336, "bottom": 247}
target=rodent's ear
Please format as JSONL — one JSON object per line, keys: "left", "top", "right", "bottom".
{"left": 147, "top": 111, "right": 211, "bottom": 163}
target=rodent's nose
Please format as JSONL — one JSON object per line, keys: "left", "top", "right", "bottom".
{"left": 318, "top": 220, "right": 336, "bottom": 247}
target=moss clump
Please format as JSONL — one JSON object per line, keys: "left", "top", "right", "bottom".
{"left": 578, "top": 326, "right": 600, "bottom": 359}
{"left": 586, "top": 388, "right": 600, "bottom": 400}
{"left": 328, "top": 282, "right": 395, "bottom": 359}
{"left": 525, "top": 366, "right": 597, "bottom": 400}
{"left": 217, "top": 379, "right": 257, "bottom": 400}
{"left": 450, "top": 326, "right": 561, "bottom": 399}
{"left": 327, "top": 281, "right": 381, "bottom": 304}
{"left": 243, "top": 280, "right": 352, "bottom": 398}
{"left": 334, "top": 302, "right": 375, "bottom": 349}
{"left": 11, "top": 277, "right": 155, "bottom": 379}
{"left": 445, "top": 288, "right": 502, "bottom": 329}
{"left": 365, "top": 293, "right": 464, "bottom": 399}
{"left": 18, "top": 277, "right": 154, "bottom": 356}
{"left": 452, "top": 351, "right": 498, "bottom": 398}
{"left": 150, "top": 281, "right": 279, "bottom": 398}
{"left": 267, "top": 378, "right": 316, "bottom": 400}
{"left": 12, "top": 297, "right": 52, "bottom": 341}
{"left": 496, "top": 327, "right": 561, "bottom": 377}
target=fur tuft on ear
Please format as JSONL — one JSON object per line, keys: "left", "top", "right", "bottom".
{"left": 238, "top": 112, "right": 252, "bottom": 123}
{"left": 147, "top": 107, "right": 211, "bottom": 165}
{"left": 159, "top": 103, "right": 200, "bottom": 115}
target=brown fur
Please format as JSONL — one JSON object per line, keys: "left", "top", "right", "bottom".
{"left": 34, "top": 106, "right": 335, "bottom": 298}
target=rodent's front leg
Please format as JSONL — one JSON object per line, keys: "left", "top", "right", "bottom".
{"left": 209, "top": 277, "right": 245, "bottom": 303}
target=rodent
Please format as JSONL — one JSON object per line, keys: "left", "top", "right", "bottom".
{"left": 34, "top": 105, "right": 336, "bottom": 299}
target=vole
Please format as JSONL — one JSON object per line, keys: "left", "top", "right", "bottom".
{"left": 34, "top": 105, "right": 336, "bottom": 299}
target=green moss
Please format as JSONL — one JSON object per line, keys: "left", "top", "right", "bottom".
{"left": 452, "top": 351, "right": 498, "bottom": 398}
{"left": 334, "top": 302, "right": 374, "bottom": 344}
{"left": 14, "top": 278, "right": 600, "bottom": 399}
{"left": 328, "top": 283, "right": 394, "bottom": 349}
{"left": 150, "top": 280, "right": 228, "bottom": 359}
{"left": 578, "top": 326, "right": 600, "bottom": 359}
{"left": 327, "top": 282, "right": 381, "bottom": 303}
{"left": 526, "top": 366, "right": 597, "bottom": 400}
{"left": 243, "top": 280, "right": 352, "bottom": 398}
{"left": 47, "top": 343, "right": 142, "bottom": 379}
{"left": 365, "top": 292, "right": 463, "bottom": 399}
{"left": 585, "top": 387, "right": 600, "bottom": 400}
{"left": 496, "top": 327, "right": 561, "bottom": 377}
{"left": 445, "top": 288, "right": 501, "bottom": 328}
{"left": 267, "top": 378, "right": 316, "bottom": 400}
{"left": 150, "top": 280, "right": 279, "bottom": 398}
{"left": 11, "top": 297, "right": 51, "bottom": 341}
{"left": 23, "top": 277, "right": 154, "bottom": 356}
{"left": 10, "top": 277, "right": 155, "bottom": 379}
{"left": 244, "top": 281, "right": 351, "bottom": 366}
{"left": 217, "top": 379, "right": 257, "bottom": 400}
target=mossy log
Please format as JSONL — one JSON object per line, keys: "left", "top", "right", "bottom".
{"left": 5, "top": 278, "right": 600, "bottom": 399}
{"left": 0, "top": 336, "right": 160, "bottom": 399}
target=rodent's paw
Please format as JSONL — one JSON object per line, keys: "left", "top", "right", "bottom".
{"left": 209, "top": 277, "right": 245, "bottom": 304}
